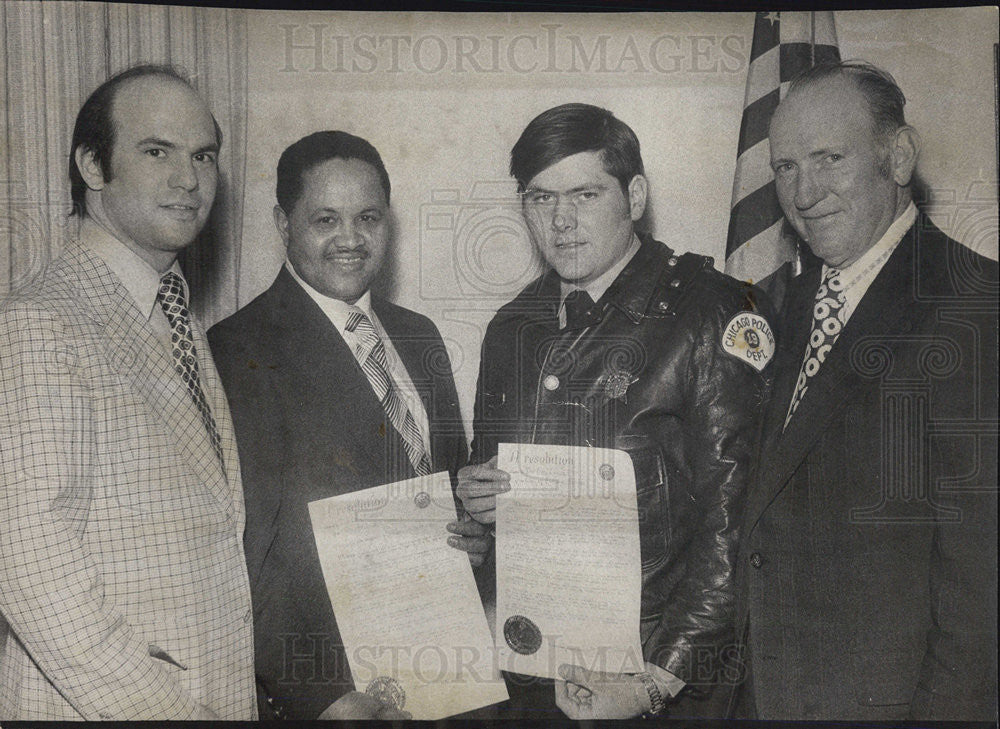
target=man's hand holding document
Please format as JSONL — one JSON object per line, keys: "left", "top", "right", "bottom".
{"left": 308, "top": 472, "right": 508, "bottom": 720}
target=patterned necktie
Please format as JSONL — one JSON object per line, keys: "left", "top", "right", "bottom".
{"left": 345, "top": 308, "right": 432, "bottom": 477}
{"left": 784, "top": 267, "right": 848, "bottom": 429}
{"left": 156, "top": 271, "right": 226, "bottom": 473}
{"left": 563, "top": 289, "right": 596, "bottom": 330}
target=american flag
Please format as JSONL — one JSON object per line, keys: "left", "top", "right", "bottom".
{"left": 725, "top": 11, "right": 840, "bottom": 309}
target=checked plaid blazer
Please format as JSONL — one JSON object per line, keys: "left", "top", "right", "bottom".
{"left": 0, "top": 238, "right": 256, "bottom": 720}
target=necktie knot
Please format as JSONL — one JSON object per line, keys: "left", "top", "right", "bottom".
{"left": 817, "top": 267, "right": 846, "bottom": 303}
{"left": 160, "top": 270, "right": 184, "bottom": 288}
{"left": 345, "top": 308, "right": 380, "bottom": 360}
{"left": 157, "top": 271, "right": 188, "bottom": 315}
{"left": 564, "top": 289, "right": 596, "bottom": 330}
{"left": 345, "top": 307, "right": 368, "bottom": 334}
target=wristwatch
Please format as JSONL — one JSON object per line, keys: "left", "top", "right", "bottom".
{"left": 636, "top": 671, "right": 665, "bottom": 717}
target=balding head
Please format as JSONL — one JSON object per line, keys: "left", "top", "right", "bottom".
{"left": 769, "top": 64, "right": 920, "bottom": 268}
{"left": 70, "top": 65, "right": 222, "bottom": 218}
{"left": 73, "top": 69, "right": 221, "bottom": 271}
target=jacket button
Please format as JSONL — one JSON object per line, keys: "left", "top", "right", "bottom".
{"left": 669, "top": 279, "right": 681, "bottom": 288}
{"left": 668, "top": 256, "right": 678, "bottom": 266}
{"left": 749, "top": 552, "right": 763, "bottom": 569}
{"left": 543, "top": 374, "right": 560, "bottom": 391}
{"left": 657, "top": 301, "right": 669, "bottom": 312}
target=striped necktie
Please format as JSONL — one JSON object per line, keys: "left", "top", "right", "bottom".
{"left": 345, "top": 308, "right": 431, "bottom": 477}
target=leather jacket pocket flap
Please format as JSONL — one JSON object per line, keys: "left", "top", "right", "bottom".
{"left": 615, "top": 435, "right": 670, "bottom": 570}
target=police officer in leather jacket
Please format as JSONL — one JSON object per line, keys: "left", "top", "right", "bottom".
{"left": 448, "top": 103, "right": 775, "bottom": 719}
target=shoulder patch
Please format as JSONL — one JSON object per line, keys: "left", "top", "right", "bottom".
{"left": 722, "top": 312, "right": 775, "bottom": 372}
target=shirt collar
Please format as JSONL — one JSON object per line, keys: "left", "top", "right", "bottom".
{"left": 559, "top": 233, "right": 642, "bottom": 307}
{"left": 284, "top": 259, "right": 372, "bottom": 332}
{"left": 80, "top": 218, "right": 185, "bottom": 322}
{"left": 826, "top": 202, "right": 916, "bottom": 283}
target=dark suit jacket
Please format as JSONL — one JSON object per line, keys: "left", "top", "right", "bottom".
{"left": 732, "top": 215, "right": 998, "bottom": 720}
{"left": 208, "top": 267, "right": 467, "bottom": 719}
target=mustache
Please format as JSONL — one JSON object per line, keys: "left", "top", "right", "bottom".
{"left": 323, "top": 246, "right": 370, "bottom": 259}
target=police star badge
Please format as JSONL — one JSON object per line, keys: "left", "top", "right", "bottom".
{"left": 722, "top": 312, "right": 775, "bottom": 372}
{"left": 604, "top": 369, "right": 638, "bottom": 400}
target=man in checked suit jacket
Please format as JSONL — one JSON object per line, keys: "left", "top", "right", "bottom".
{"left": 208, "top": 131, "right": 481, "bottom": 720}
{"left": 732, "top": 61, "right": 998, "bottom": 721}
{"left": 0, "top": 66, "right": 256, "bottom": 719}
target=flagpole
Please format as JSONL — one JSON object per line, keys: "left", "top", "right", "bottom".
{"left": 795, "top": 10, "right": 819, "bottom": 277}
{"left": 810, "top": 12, "right": 816, "bottom": 65}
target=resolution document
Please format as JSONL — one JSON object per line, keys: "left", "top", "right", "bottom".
{"left": 495, "top": 443, "right": 644, "bottom": 679}
{"left": 308, "top": 472, "right": 508, "bottom": 719}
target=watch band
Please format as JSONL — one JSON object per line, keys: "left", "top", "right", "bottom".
{"left": 636, "top": 671, "right": 665, "bottom": 717}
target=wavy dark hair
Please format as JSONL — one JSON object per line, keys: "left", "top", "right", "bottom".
{"left": 509, "top": 103, "right": 644, "bottom": 194}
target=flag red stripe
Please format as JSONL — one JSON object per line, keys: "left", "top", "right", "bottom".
{"left": 737, "top": 88, "right": 780, "bottom": 158}
{"left": 726, "top": 180, "right": 784, "bottom": 259}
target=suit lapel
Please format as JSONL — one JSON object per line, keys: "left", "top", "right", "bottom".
{"left": 750, "top": 232, "right": 920, "bottom": 530}
{"left": 746, "top": 266, "right": 816, "bottom": 532}
{"left": 242, "top": 272, "right": 413, "bottom": 584}
{"left": 65, "top": 244, "right": 232, "bottom": 509}
{"left": 760, "top": 266, "right": 819, "bottom": 456}
{"left": 272, "top": 271, "right": 414, "bottom": 481}
{"left": 190, "top": 312, "right": 241, "bottom": 517}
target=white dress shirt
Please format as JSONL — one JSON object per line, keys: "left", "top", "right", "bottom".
{"left": 81, "top": 218, "right": 187, "bottom": 358}
{"left": 822, "top": 202, "right": 917, "bottom": 324}
{"left": 285, "top": 261, "right": 432, "bottom": 456}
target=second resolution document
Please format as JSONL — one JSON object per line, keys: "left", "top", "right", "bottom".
{"left": 495, "top": 443, "right": 644, "bottom": 678}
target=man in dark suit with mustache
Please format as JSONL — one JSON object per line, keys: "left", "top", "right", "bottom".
{"left": 209, "top": 131, "right": 482, "bottom": 720}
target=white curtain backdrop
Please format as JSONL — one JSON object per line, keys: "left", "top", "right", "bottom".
{"left": 0, "top": 0, "right": 248, "bottom": 325}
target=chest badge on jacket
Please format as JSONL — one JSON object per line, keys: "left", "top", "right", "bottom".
{"left": 603, "top": 368, "right": 639, "bottom": 400}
